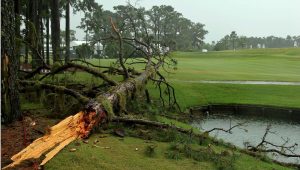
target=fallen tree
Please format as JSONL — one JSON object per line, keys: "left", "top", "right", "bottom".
{"left": 4, "top": 61, "right": 161, "bottom": 169}
{"left": 5, "top": 10, "right": 299, "bottom": 170}
{"left": 3, "top": 17, "right": 179, "bottom": 169}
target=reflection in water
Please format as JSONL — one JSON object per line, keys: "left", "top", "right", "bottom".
{"left": 191, "top": 114, "right": 300, "bottom": 164}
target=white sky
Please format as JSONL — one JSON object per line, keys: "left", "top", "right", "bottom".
{"left": 60, "top": 0, "right": 300, "bottom": 43}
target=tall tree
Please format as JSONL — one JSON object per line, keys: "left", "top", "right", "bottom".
{"left": 230, "top": 31, "right": 237, "bottom": 50}
{"left": 65, "top": 0, "right": 70, "bottom": 63}
{"left": 1, "top": 0, "right": 21, "bottom": 123}
{"left": 15, "top": 0, "right": 21, "bottom": 66}
{"left": 43, "top": 1, "right": 51, "bottom": 65}
{"left": 51, "top": 0, "right": 61, "bottom": 62}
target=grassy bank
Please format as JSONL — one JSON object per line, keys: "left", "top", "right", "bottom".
{"left": 45, "top": 134, "right": 290, "bottom": 170}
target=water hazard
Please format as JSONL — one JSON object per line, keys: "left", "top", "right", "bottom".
{"left": 191, "top": 112, "right": 300, "bottom": 164}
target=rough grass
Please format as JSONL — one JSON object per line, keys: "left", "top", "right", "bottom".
{"left": 45, "top": 135, "right": 214, "bottom": 170}
{"left": 45, "top": 134, "right": 291, "bottom": 170}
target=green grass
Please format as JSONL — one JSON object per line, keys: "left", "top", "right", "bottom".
{"left": 43, "top": 48, "right": 300, "bottom": 169}
{"left": 45, "top": 135, "right": 214, "bottom": 170}
{"left": 150, "top": 83, "right": 300, "bottom": 109}
{"left": 158, "top": 48, "right": 300, "bottom": 109}
{"left": 48, "top": 48, "right": 300, "bottom": 109}
{"left": 45, "top": 134, "right": 291, "bottom": 170}
{"left": 169, "top": 48, "right": 300, "bottom": 82}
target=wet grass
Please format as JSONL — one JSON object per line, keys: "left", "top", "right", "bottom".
{"left": 45, "top": 48, "right": 300, "bottom": 109}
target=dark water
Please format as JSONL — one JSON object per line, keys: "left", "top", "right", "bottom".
{"left": 191, "top": 114, "right": 300, "bottom": 164}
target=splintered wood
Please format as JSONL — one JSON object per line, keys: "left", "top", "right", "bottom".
{"left": 3, "top": 112, "right": 86, "bottom": 169}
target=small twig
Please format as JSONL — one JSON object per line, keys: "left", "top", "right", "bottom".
{"left": 205, "top": 121, "right": 247, "bottom": 134}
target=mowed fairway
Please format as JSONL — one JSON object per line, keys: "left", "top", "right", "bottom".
{"left": 154, "top": 48, "right": 300, "bottom": 109}
{"left": 168, "top": 48, "right": 300, "bottom": 82}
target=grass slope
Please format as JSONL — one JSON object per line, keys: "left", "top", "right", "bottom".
{"left": 45, "top": 135, "right": 290, "bottom": 170}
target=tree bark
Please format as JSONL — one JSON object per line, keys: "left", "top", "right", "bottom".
{"left": 1, "top": 0, "right": 21, "bottom": 123}
{"left": 24, "top": 1, "right": 29, "bottom": 64}
{"left": 41, "top": 16, "right": 45, "bottom": 62}
{"left": 32, "top": 0, "right": 40, "bottom": 68}
{"left": 46, "top": 8, "right": 50, "bottom": 65}
{"left": 65, "top": 0, "right": 70, "bottom": 63}
{"left": 51, "top": 0, "right": 60, "bottom": 63}
{"left": 14, "top": 0, "right": 21, "bottom": 67}
{"left": 28, "top": 0, "right": 36, "bottom": 65}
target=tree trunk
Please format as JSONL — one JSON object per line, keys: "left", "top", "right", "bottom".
{"left": 65, "top": 0, "right": 70, "bottom": 63}
{"left": 28, "top": 0, "right": 36, "bottom": 66}
{"left": 46, "top": 9, "right": 50, "bottom": 65}
{"left": 24, "top": 2, "right": 29, "bottom": 64}
{"left": 51, "top": 0, "right": 60, "bottom": 63}
{"left": 32, "top": 0, "right": 39, "bottom": 68}
{"left": 1, "top": 0, "right": 21, "bottom": 123}
{"left": 14, "top": 0, "right": 21, "bottom": 68}
{"left": 41, "top": 16, "right": 45, "bottom": 63}
{"left": 34, "top": 0, "right": 43, "bottom": 68}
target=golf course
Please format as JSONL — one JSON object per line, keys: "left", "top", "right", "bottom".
{"left": 2, "top": 0, "right": 300, "bottom": 169}
{"left": 41, "top": 48, "right": 300, "bottom": 170}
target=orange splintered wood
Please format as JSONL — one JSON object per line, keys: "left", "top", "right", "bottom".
{"left": 3, "top": 112, "right": 85, "bottom": 169}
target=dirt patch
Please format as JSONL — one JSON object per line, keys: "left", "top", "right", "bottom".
{"left": 1, "top": 114, "right": 59, "bottom": 169}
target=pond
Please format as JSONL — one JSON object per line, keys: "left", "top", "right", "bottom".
{"left": 191, "top": 107, "right": 300, "bottom": 164}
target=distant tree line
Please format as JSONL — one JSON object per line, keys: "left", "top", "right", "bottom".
{"left": 213, "top": 31, "right": 300, "bottom": 51}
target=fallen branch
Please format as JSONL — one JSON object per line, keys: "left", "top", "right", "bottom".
{"left": 112, "top": 117, "right": 196, "bottom": 135}
{"left": 205, "top": 121, "right": 247, "bottom": 134}
{"left": 110, "top": 17, "right": 129, "bottom": 79}
{"left": 39, "top": 63, "right": 118, "bottom": 86}
{"left": 247, "top": 124, "right": 299, "bottom": 158}
{"left": 19, "top": 80, "right": 90, "bottom": 104}
{"left": 20, "top": 65, "right": 50, "bottom": 79}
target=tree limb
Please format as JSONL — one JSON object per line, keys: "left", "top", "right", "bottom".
{"left": 39, "top": 63, "right": 118, "bottom": 86}
{"left": 205, "top": 121, "right": 248, "bottom": 134}
{"left": 19, "top": 80, "right": 90, "bottom": 104}
{"left": 110, "top": 17, "right": 129, "bottom": 79}
{"left": 20, "top": 65, "right": 50, "bottom": 79}
{"left": 247, "top": 124, "right": 300, "bottom": 158}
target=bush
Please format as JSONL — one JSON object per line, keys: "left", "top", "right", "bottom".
{"left": 144, "top": 145, "right": 157, "bottom": 157}
{"left": 75, "top": 44, "right": 93, "bottom": 59}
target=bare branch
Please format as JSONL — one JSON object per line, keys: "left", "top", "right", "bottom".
{"left": 205, "top": 121, "right": 247, "bottom": 134}
{"left": 247, "top": 124, "right": 300, "bottom": 158}
{"left": 110, "top": 17, "right": 129, "bottom": 79}
{"left": 19, "top": 80, "right": 90, "bottom": 104}
{"left": 39, "top": 63, "right": 118, "bottom": 86}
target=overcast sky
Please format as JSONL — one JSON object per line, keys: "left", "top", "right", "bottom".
{"left": 61, "top": 0, "right": 300, "bottom": 43}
